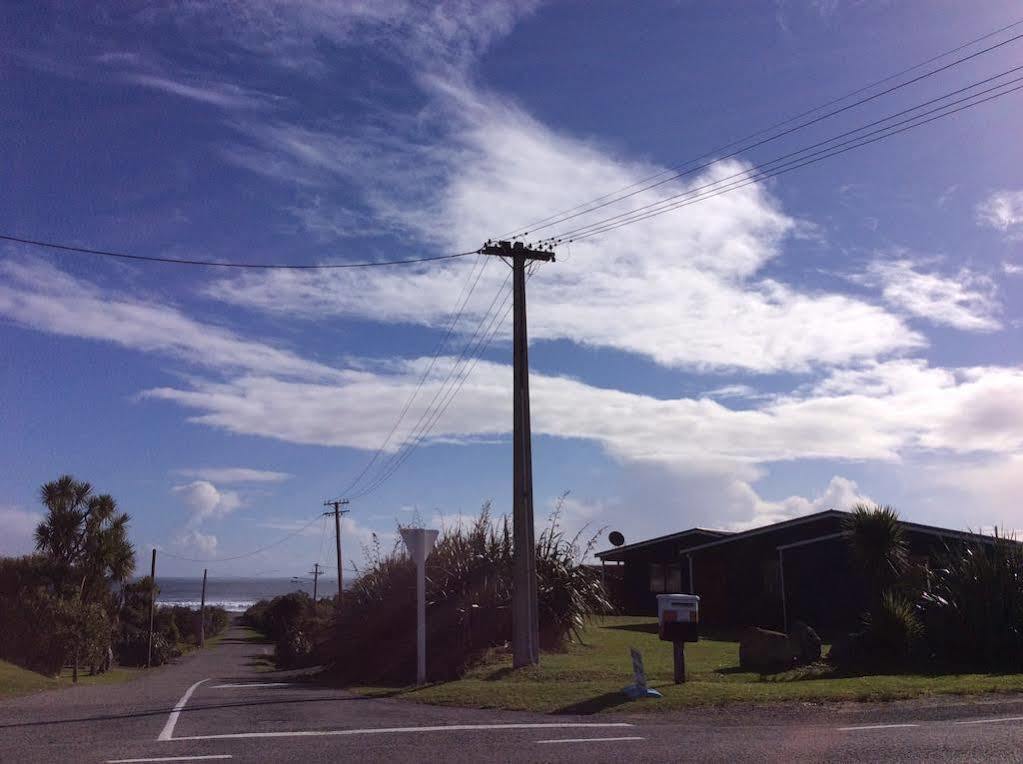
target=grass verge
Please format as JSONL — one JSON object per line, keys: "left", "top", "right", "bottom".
{"left": 349, "top": 616, "right": 1023, "bottom": 713}
{"left": 0, "top": 659, "right": 143, "bottom": 699}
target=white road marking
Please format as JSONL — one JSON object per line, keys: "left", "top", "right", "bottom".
{"left": 955, "top": 716, "right": 1023, "bottom": 726}
{"left": 169, "top": 722, "right": 634, "bottom": 742}
{"left": 535, "top": 736, "right": 645, "bottom": 744}
{"left": 209, "top": 683, "right": 292, "bottom": 689}
{"left": 836, "top": 723, "right": 919, "bottom": 731}
{"left": 107, "top": 757, "right": 232, "bottom": 763}
{"left": 157, "top": 678, "right": 211, "bottom": 741}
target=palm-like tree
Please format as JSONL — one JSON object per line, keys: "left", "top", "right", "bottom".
{"left": 843, "top": 503, "right": 908, "bottom": 602}
{"left": 35, "top": 475, "right": 135, "bottom": 680}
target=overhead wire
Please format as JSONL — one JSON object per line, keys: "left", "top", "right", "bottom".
{"left": 348, "top": 272, "right": 514, "bottom": 498}
{"left": 542, "top": 66, "right": 1023, "bottom": 243}
{"left": 337, "top": 254, "right": 492, "bottom": 498}
{"left": 0, "top": 233, "right": 480, "bottom": 269}
{"left": 499, "top": 23, "right": 1023, "bottom": 242}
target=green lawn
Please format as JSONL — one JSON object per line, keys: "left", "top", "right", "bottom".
{"left": 0, "top": 659, "right": 144, "bottom": 699}
{"left": 349, "top": 616, "right": 1023, "bottom": 713}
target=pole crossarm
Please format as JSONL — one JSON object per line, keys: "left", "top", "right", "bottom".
{"left": 480, "top": 240, "right": 556, "bottom": 263}
{"left": 323, "top": 499, "right": 350, "bottom": 603}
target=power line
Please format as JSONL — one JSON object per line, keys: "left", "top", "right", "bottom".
{"left": 0, "top": 233, "right": 479, "bottom": 269}
{"left": 499, "top": 23, "right": 1023, "bottom": 242}
{"left": 568, "top": 78, "right": 1023, "bottom": 243}
{"left": 348, "top": 274, "right": 514, "bottom": 499}
{"left": 540, "top": 68, "right": 1023, "bottom": 245}
{"left": 337, "top": 254, "right": 492, "bottom": 498}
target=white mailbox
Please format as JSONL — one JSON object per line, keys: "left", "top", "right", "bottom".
{"left": 657, "top": 593, "right": 700, "bottom": 642}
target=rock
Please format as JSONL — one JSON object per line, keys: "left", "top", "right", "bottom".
{"left": 789, "top": 621, "right": 822, "bottom": 664}
{"left": 739, "top": 626, "right": 796, "bottom": 670}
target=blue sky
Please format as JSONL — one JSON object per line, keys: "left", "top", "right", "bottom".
{"left": 2, "top": 1, "right": 1023, "bottom": 578}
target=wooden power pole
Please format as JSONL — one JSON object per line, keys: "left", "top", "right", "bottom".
{"left": 199, "top": 568, "right": 207, "bottom": 648}
{"left": 323, "top": 499, "right": 349, "bottom": 603}
{"left": 147, "top": 548, "right": 157, "bottom": 668}
{"left": 481, "top": 239, "right": 555, "bottom": 668}
{"left": 309, "top": 562, "right": 323, "bottom": 606}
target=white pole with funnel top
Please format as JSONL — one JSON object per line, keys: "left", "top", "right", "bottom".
{"left": 400, "top": 527, "right": 439, "bottom": 685}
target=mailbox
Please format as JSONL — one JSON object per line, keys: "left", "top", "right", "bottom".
{"left": 657, "top": 594, "right": 699, "bottom": 643}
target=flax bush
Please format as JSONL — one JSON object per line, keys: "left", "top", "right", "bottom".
{"left": 328, "top": 502, "right": 611, "bottom": 683}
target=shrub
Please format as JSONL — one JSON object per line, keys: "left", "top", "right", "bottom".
{"left": 921, "top": 532, "right": 1023, "bottom": 670}
{"left": 862, "top": 591, "right": 923, "bottom": 662}
{"left": 328, "top": 503, "right": 611, "bottom": 683}
{"left": 115, "top": 631, "right": 174, "bottom": 667}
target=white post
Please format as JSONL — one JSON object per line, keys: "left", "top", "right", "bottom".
{"left": 400, "top": 528, "right": 439, "bottom": 686}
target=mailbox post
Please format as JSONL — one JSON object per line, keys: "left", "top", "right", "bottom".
{"left": 400, "top": 528, "right": 439, "bottom": 686}
{"left": 657, "top": 594, "right": 700, "bottom": 684}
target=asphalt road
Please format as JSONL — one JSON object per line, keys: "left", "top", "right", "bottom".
{"left": 6, "top": 625, "right": 1023, "bottom": 762}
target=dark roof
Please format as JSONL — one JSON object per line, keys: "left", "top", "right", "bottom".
{"left": 681, "top": 509, "right": 1010, "bottom": 556}
{"left": 595, "top": 527, "right": 731, "bottom": 561}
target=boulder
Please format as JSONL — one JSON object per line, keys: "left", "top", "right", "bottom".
{"left": 789, "top": 621, "right": 822, "bottom": 664}
{"left": 739, "top": 627, "right": 796, "bottom": 670}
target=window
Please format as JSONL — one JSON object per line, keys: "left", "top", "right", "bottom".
{"left": 649, "top": 563, "right": 665, "bottom": 592}
{"left": 666, "top": 563, "right": 682, "bottom": 593}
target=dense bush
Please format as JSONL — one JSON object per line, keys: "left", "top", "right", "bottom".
{"left": 116, "top": 631, "right": 175, "bottom": 667}
{"left": 861, "top": 591, "right": 923, "bottom": 663}
{"left": 243, "top": 592, "right": 328, "bottom": 668}
{"left": 921, "top": 532, "right": 1023, "bottom": 670}
{"left": 327, "top": 503, "right": 611, "bottom": 683}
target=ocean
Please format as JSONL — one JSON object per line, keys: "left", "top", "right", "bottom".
{"left": 154, "top": 577, "right": 339, "bottom": 613}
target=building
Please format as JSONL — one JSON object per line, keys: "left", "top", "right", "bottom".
{"left": 596, "top": 509, "right": 996, "bottom": 635}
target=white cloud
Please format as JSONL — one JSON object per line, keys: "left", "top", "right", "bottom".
{"left": 175, "top": 529, "right": 218, "bottom": 556}
{"left": 976, "top": 189, "right": 1023, "bottom": 237}
{"left": 176, "top": 467, "right": 292, "bottom": 484}
{"left": 152, "top": 0, "right": 540, "bottom": 75}
{"left": 172, "top": 480, "right": 242, "bottom": 525}
{"left": 0, "top": 258, "right": 341, "bottom": 380}
{"left": 209, "top": 83, "right": 923, "bottom": 374}
{"left": 735, "top": 475, "right": 871, "bottom": 529}
{"left": 124, "top": 73, "right": 273, "bottom": 109}
{"left": 0, "top": 506, "right": 42, "bottom": 556}
{"left": 145, "top": 356, "right": 1023, "bottom": 471}
{"left": 859, "top": 258, "right": 1001, "bottom": 332}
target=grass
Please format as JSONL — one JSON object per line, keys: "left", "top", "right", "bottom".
{"left": 348, "top": 616, "right": 1023, "bottom": 713}
{"left": 0, "top": 659, "right": 143, "bottom": 699}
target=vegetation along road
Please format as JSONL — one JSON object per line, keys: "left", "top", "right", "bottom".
{"left": 6, "top": 620, "right": 1023, "bottom": 762}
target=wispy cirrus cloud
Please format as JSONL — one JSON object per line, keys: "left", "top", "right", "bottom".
{"left": 857, "top": 257, "right": 1001, "bottom": 332}
{"left": 175, "top": 467, "right": 292, "bottom": 484}
{"left": 123, "top": 73, "right": 276, "bottom": 110}
{"left": 977, "top": 189, "right": 1023, "bottom": 238}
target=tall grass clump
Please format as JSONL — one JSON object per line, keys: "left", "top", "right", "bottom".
{"left": 328, "top": 501, "right": 611, "bottom": 683}
{"left": 921, "top": 530, "right": 1023, "bottom": 670}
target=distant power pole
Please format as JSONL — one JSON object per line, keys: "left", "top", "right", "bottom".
{"left": 481, "top": 239, "right": 555, "bottom": 668}
{"left": 323, "top": 499, "right": 350, "bottom": 603}
{"left": 199, "top": 568, "right": 207, "bottom": 648}
{"left": 147, "top": 548, "right": 157, "bottom": 668}
{"left": 309, "top": 562, "right": 323, "bottom": 606}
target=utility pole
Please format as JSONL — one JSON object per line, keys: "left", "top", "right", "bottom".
{"left": 147, "top": 548, "right": 157, "bottom": 668}
{"left": 480, "top": 239, "right": 555, "bottom": 668}
{"left": 309, "top": 562, "right": 323, "bottom": 606}
{"left": 199, "top": 568, "right": 207, "bottom": 648}
{"left": 323, "top": 499, "right": 350, "bottom": 603}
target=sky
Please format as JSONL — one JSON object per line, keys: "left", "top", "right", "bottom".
{"left": 2, "top": 1, "right": 1023, "bottom": 579}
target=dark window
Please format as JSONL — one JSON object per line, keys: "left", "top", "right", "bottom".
{"left": 649, "top": 563, "right": 665, "bottom": 592}
{"left": 666, "top": 563, "right": 682, "bottom": 592}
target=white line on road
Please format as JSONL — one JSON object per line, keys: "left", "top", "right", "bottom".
{"left": 535, "top": 736, "right": 645, "bottom": 744}
{"left": 158, "top": 678, "right": 211, "bottom": 741}
{"left": 955, "top": 716, "right": 1023, "bottom": 726}
{"left": 168, "top": 722, "right": 634, "bottom": 742}
{"left": 107, "top": 756, "right": 232, "bottom": 763}
{"left": 209, "top": 683, "right": 292, "bottom": 689}
{"left": 836, "top": 723, "right": 920, "bottom": 731}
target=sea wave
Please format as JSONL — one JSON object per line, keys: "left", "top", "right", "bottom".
{"left": 156, "top": 599, "right": 255, "bottom": 613}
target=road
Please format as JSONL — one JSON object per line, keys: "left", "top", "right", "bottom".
{"left": 5, "top": 625, "right": 1023, "bottom": 762}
